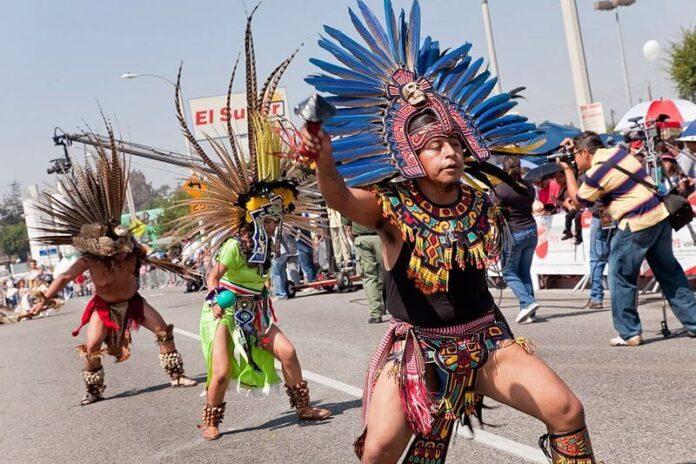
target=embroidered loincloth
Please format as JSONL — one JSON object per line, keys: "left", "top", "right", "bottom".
{"left": 355, "top": 309, "right": 526, "bottom": 463}
{"left": 73, "top": 293, "right": 145, "bottom": 362}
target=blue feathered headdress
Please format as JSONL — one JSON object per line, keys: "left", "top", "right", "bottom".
{"left": 306, "top": 0, "right": 543, "bottom": 187}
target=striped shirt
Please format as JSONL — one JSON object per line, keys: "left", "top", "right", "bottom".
{"left": 577, "top": 147, "right": 668, "bottom": 231}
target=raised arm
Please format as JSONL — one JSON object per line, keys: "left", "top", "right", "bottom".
{"left": 300, "top": 126, "right": 384, "bottom": 229}
{"left": 29, "top": 258, "right": 88, "bottom": 315}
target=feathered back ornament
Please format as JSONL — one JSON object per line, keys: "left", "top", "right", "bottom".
{"left": 306, "top": 0, "right": 544, "bottom": 187}
{"left": 32, "top": 120, "right": 133, "bottom": 257}
{"left": 31, "top": 118, "right": 198, "bottom": 280}
{"left": 172, "top": 4, "right": 324, "bottom": 261}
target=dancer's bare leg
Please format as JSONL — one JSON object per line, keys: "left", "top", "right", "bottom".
{"left": 83, "top": 311, "right": 108, "bottom": 369}
{"left": 140, "top": 301, "right": 196, "bottom": 386}
{"left": 262, "top": 325, "right": 331, "bottom": 420}
{"left": 200, "top": 322, "right": 230, "bottom": 441}
{"left": 476, "top": 343, "right": 584, "bottom": 431}
{"left": 207, "top": 323, "right": 231, "bottom": 406}
{"left": 140, "top": 302, "right": 175, "bottom": 354}
{"left": 261, "top": 325, "right": 302, "bottom": 384}
{"left": 476, "top": 342, "right": 598, "bottom": 462}
{"left": 360, "top": 361, "right": 412, "bottom": 464}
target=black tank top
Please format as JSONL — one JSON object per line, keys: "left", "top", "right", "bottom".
{"left": 384, "top": 241, "right": 494, "bottom": 327}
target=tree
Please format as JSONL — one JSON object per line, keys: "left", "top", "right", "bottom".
{"left": 0, "top": 223, "right": 29, "bottom": 261}
{"left": 153, "top": 185, "right": 171, "bottom": 201}
{"left": 1, "top": 180, "right": 23, "bottom": 223}
{"left": 152, "top": 188, "right": 190, "bottom": 236}
{"left": 667, "top": 27, "right": 696, "bottom": 101}
{"left": 128, "top": 169, "right": 157, "bottom": 211}
{"left": 0, "top": 180, "right": 29, "bottom": 260}
{"left": 127, "top": 170, "right": 173, "bottom": 212}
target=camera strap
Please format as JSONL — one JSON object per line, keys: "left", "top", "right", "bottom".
{"left": 608, "top": 164, "right": 661, "bottom": 195}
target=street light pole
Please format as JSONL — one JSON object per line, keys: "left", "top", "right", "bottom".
{"left": 120, "top": 72, "right": 193, "bottom": 158}
{"left": 594, "top": 1, "right": 636, "bottom": 108}
{"left": 481, "top": 0, "right": 503, "bottom": 95}
{"left": 613, "top": 9, "right": 633, "bottom": 107}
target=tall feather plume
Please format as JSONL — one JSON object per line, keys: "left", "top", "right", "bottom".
{"left": 32, "top": 124, "right": 127, "bottom": 247}
{"left": 245, "top": 2, "right": 263, "bottom": 182}
{"left": 405, "top": 0, "right": 420, "bottom": 70}
{"left": 225, "top": 54, "right": 249, "bottom": 190}
{"left": 169, "top": 2, "right": 327, "bottom": 252}
{"left": 175, "top": 63, "right": 236, "bottom": 192}
{"left": 259, "top": 45, "right": 302, "bottom": 116}
{"left": 99, "top": 109, "right": 124, "bottom": 222}
{"left": 144, "top": 256, "right": 200, "bottom": 281}
{"left": 205, "top": 134, "right": 245, "bottom": 191}
{"left": 105, "top": 118, "right": 126, "bottom": 222}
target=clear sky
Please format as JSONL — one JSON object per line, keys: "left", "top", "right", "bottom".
{"left": 1, "top": 0, "right": 694, "bottom": 191}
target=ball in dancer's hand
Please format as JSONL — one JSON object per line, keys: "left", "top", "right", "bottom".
{"left": 217, "top": 290, "right": 236, "bottom": 309}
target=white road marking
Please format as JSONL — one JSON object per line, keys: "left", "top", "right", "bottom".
{"left": 173, "top": 327, "right": 547, "bottom": 463}
{"left": 457, "top": 428, "right": 547, "bottom": 463}
{"left": 173, "top": 327, "right": 201, "bottom": 341}
{"left": 301, "top": 370, "right": 364, "bottom": 398}
{"left": 142, "top": 292, "right": 164, "bottom": 297}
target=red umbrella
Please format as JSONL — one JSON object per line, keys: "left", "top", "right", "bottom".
{"left": 645, "top": 99, "right": 684, "bottom": 124}
{"left": 615, "top": 98, "right": 696, "bottom": 131}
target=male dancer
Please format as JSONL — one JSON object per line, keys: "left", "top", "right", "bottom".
{"left": 301, "top": 1, "right": 601, "bottom": 462}
{"left": 29, "top": 125, "right": 197, "bottom": 405}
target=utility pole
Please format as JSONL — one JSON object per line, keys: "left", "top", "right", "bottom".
{"left": 125, "top": 173, "right": 137, "bottom": 220}
{"left": 481, "top": 0, "right": 503, "bottom": 94}
{"left": 559, "top": 0, "right": 594, "bottom": 123}
{"left": 613, "top": 8, "right": 633, "bottom": 107}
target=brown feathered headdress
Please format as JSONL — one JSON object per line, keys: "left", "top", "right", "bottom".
{"left": 31, "top": 120, "right": 197, "bottom": 279}
{"left": 172, "top": 3, "right": 324, "bottom": 264}
{"left": 32, "top": 120, "right": 133, "bottom": 257}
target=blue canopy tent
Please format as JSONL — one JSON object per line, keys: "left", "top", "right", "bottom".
{"left": 678, "top": 120, "right": 696, "bottom": 142}
{"left": 516, "top": 121, "right": 619, "bottom": 166}
{"left": 527, "top": 122, "right": 581, "bottom": 155}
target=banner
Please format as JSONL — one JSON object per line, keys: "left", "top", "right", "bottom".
{"left": 530, "top": 212, "right": 696, "bottom": 276}
{"left": 188, "top": 88, "right": 289, "bottom": 141}
{"left": 531, "top": 212, "right": 591, "bottom": 276}
{"left": 579, "top": 102, "right": 606, "bottom": 133}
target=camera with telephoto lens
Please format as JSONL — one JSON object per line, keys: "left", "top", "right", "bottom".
{"left": 623, "top": 115, "right": 664, "bottom": 145}
{"left": 546, "top": 146, "right": 574, "bottom": 164}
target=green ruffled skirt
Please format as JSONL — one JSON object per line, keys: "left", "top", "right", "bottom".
{"left": 199, "top": 302, "right": 281, "bottom": 392}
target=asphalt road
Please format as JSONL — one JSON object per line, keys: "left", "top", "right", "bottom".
{"left": 1, "top": 286, "right": 695, "bottom": 464}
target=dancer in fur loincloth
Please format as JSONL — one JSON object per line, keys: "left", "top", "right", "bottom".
{"left": 28, "top": 122, "right": 198, "bottom": 406}
{"left": 301, "top": 2, "right": 602, "bottom": 462}
{"left": 172, "top": 6, "right": 331, "bottom": 442}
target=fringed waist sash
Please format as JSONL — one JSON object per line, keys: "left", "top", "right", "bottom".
{"left": 355, "top": 309, "right": 518, "bottom": 461}
{"left": 216, "top": 279, "right": 277, "bottom": 339}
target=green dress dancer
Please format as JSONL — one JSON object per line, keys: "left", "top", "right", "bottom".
{"left": 199, "top": 238, "right": 280, "bottom": 393}
{"left": 173, "top": 5, "right": 331, "bottom": 441}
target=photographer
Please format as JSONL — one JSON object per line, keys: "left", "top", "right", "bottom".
{"left": 560, "top": 131, "right": 696, "bottom": 346}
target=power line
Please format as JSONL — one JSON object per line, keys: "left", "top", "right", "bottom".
{"left": 129, "top": 159, "right": 189, "bottom": 178}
